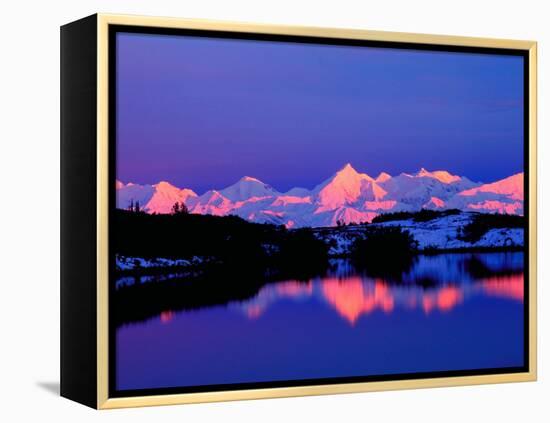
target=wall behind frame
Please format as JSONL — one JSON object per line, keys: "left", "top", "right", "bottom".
{"left": 1, "top": 1, "right": 546, "bottom": 422}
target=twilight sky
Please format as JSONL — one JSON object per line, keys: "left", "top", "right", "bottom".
{"left": 116, "top": 32, "right": 524, "bottom": 194}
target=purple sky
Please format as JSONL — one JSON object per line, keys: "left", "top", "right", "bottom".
{"left": 116, "top": 32, "right": 524, "bottom": 194}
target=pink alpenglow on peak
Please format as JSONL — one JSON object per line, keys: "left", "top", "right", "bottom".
{"left": 447, "top": 173, "right": 524, "bottom": 215}
{"left": 190, "top": 190, "right": 234, "bottom": 216}
{"left": 314, "top": 163, "right": 376, "bottom": 211}
{"left": 378, "top": 168, "right": 478, "bottom": 210}
{"left": 146, "top": 181, "right": 198, "bottom": 214}
{"left": 459, "top": 173, "right": 523, "bottom": 200}
{"left": 415, "top": 168, "right": 462, "bottom": 184}
{"left": 424, "top": 197, "right": 446, "bottom": 209}
{"left": 116, "top": 165, "right": 524, "bottom": 227}
{"left": 375, "top": 172, "right": 392, "bottom": 183}
{"left": 116, "top": 180, "right": 197, "bottom": 214}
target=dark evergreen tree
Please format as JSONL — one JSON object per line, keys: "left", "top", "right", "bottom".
{"left": 171, "top": 201, "right": 189, "bottom": 215}
{"left": 179, "top": 201, "right": 189, "bottom": 214}
{"left": 171, "top": 202, "right": 180, "bottom": 215}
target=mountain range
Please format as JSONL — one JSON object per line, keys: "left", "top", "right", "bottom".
{"left": 116, "top": 164, "right": 524, "bottom": 228}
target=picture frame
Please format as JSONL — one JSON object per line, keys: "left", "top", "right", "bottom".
{"left": 60, "top": 13, "right": 537, "bottom": 409}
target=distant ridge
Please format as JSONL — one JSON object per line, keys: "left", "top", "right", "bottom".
{"left": 116, "top": 164, "right": 524, "bottom": 228}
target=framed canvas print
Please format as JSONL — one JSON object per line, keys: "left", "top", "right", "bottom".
{"left": 60, "top": 14, "right": 537, "bottom": 409}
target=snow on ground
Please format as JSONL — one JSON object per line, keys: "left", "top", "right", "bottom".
{"left": 116, "top": 213, "right": 523, "bottom": 272}
{"left": 116, "top": 255, "right": 207, "bottom": 271}
{"left": 314, "top": 212, "right": 523, "bottom": 256}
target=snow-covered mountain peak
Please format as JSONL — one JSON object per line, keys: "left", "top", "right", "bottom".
{"left": 459, "top": 172, "right": 523, "bottom": 199}
{"left": 155, "top": 181, "right": 198, "bottom": 200}
{"left": 115, "top": 180, "right": 197, "bottom": 214}
{"left": 319, "top": 163, "right": 373, "bottom": 187}
{"left": 196, "top": 190, "right": 225, "bottom": 203}
{"left": 415, "top": 168, "right": 461, "bottom": 184}
{"left": 314, "top": 164, "right": 378, "bottom": 210}
{"left": 339, "top": 162, "right": 355, "bottom": 172}
{"left": 219, "top": 176, "right": 279, "bottom": 202}
{"left": 240, "top": 176, "right": 262, "bottom": 183}
{"left": 444, "top": 172, "right": 523, "bottom": 215}
{"left": 154, "top": 180, "right": 183, "bottom": 192}
{"left": 285, "top": 187, "right": 311, "bottom": 197}
{"left": 375, "top": 172, "right": 392, "bottom": 183}
{"left": 116, "top": 166, "right": 524, "bottom": 227}
{"left": 416, "top": 167, "right": 429, "bottom": 175}
{"left": 333, "top": 163, "right": 372, "bottom": 180}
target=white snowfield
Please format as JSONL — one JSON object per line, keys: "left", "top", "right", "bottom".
{"left": 116, "top": 164, "right": 523, "bottom": 229}
{"left": 314, "top": 212, "right": 523, "bottom": 256}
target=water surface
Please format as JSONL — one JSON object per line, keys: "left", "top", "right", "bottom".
{"left": 115, "top": 252, "right": 524, "bottom": 391}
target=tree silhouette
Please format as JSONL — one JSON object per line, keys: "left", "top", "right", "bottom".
{"left": 135, "top": 201, "right": 141, "bottom": 213}
{"left": 171, "top": 201, "right": 189, "bottom": 215}
{"left": 180, "top": 201, "right": 189, "bottom": 214}
{"left": 128, "top": 199, "right": 134, "bottom": 212}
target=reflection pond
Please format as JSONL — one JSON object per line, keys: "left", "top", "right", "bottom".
{"left": 115, "top": 252, "right": 524, "bottom": 391}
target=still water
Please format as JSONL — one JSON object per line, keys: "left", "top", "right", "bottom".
{"left": 115, "top": 252, "right": 524, "bottom": 391}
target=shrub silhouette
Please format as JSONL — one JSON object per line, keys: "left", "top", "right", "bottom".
{"left": 459, "top": 213, "right": 524, "bottom": 243}
{"left": 351, "top": 226, "right": 417, "bottom": 257}
{"left": 113, "top": 209, "right": 328, "bottom": 269}
{"left": 350, "top": 226, "right": 418, "bottom": 281}
{"left": 371, "top": 208, "right": 461, "bottom": 224}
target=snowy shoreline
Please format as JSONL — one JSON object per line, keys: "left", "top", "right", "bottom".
{"left": 313, "top": 211, "right": 523, "bottom": 256}
{"left": 116, "top": 211, "right": 523, "bottom": 274}
{"left": 116, "top": 255, "right": 214, "bottom": 273}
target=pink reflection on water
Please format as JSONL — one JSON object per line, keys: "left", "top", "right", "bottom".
{"left": 421, "top": 286, "right": 463, "bottom": 314}
{"left": 482, "top": 274, "right": 524, "bottom": 301}
{"left": 238, "top": 272, "right": 524, "bottom": 325}
{"left": 245, "top": 281, "right": 313, "bottom": 319}
{"left": 160, "top": 310, "right": 174, "bottom": 324}
{"left": 321, "top": 278, "right": 394, "bottom": 325}
{"left": 246, "top": 304, "right": 264, "bottom": 320}
{"left": 277, "top": 281, "right": 313, "bottom": 296}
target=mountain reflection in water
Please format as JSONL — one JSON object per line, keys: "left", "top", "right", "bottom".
{"left": 115, "top": 252, "right": 525, "bottom": 391}
{"left": 228, "top": 254, "right": 523, "bottom": 325}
